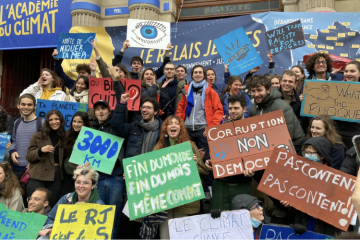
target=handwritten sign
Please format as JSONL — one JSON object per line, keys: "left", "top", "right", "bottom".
{"left": 258, "top": 149, "right": 357, "bottom": 231}
{"left": 89, "top": 78, "right": 141, "bottom": 111}
{"left": 265, "top": 20, "right": 306, "bottom": 55}
{"left": 301, "top": 80, "right": 360, "bottom": 122}
{"left": 56, "top": 33, "right": 95, "bottom": 59}
{"left": 69, "top": 127, "right": 124, "bottom": 174}
{"left": 214, "top": 27, "right": 264, "bottom": 76}
{"left": 50, "top": 204, "right": 115, "bottom": 240}
{"left": 206, "top": 110, "right": 295, "bottom": 178}
{"left": 0, "top": 134, "right": 10, "bottom": 161}
{"left": 35, "top": 99, "right": 88, "bottom": 130}
{"left": 168, "top": 210, "right": 253, "bottom": 240}
{"left": 260, "top": 224, "right": 333, "bottom": 239}
{"left": 0, "top": 203, "right": 47, "bottom": 239}
{"left": 123, "top": 141, "right": 205, "bottom": 220}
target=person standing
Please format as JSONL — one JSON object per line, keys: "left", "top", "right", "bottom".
{"left": 305, "top": 52, "right": 343, "bottom": 81}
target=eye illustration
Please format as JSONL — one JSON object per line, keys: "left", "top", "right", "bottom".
{"left": 131, "top": 21, "right": 167, "bottom": 46}
{"left": 140, "top": 26, "right": 158, "bottom": 39}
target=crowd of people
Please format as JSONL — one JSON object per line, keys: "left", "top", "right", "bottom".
{"left": 1, "top": 39, "right": 360, "bottom": 239}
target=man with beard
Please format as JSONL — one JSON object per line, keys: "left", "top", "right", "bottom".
{"left": 25, "top": 188, "right": 52, "bottom": 216}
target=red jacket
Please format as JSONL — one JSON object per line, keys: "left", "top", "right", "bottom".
{"left": 176, "top": 83, "right": 224, "bottom": 127}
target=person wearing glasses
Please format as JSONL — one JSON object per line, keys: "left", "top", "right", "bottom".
{"left": 24, "top": 187, "right": 52, "bottom": 216}
{"left": 304, "top": 52, "right": 343, "bottom": 81}
{"left": 0, "top": 162, "right": 24, "bottom": 211}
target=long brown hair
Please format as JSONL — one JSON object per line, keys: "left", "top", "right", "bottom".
{"left": 139, "top": 68, "right": 157, "bottom": 88}
{"left": 0, "top": 163, "right": 24, "bottom": 198}
{"left": 222, "top": 75, "right": 242, "bottom": 95}
{"left": 41, "top": 68, "right": 62, "bottom": 88}
{"left": 115, "top": 63, "right": 133, "bottom": 80}
{"left": 40, "top": 110, "right": 66, "bottom": 145}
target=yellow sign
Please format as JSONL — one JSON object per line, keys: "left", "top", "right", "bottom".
{"left": 352, "top": 44, "right": 360, "bottom": 48}
{"left": 318, "top": 45, "right": 325, "bottom": 49}
{"left": 326, "top": 46, "right": 334, "bottom": 50}
{"left": 310, "top": 35, "right": 317, "bottom": 39}
{"left": 326, "top": 36, "right": 337, "bottom": 41}
{"left": 340, "top": 53, "right": 349, "bottom": 57}
{"left": 321, "top": 30, "right": 329, "bottom": 33}
{"left": 335, "top": 42, "right": 344, "bottom": 46}
{"left": 348, "top": 32, "right": 356, "bottom": 36}
{"left": 342, "top": 22, "right": 350, "bottom": 26}
{"left": 328, "top": 26, "right": 336, "bottom": 29}
{"left": 338, "top": 33, "right": 346, "bottom": 37}
{"left": 319, "top": 50, "right": 328, "bottom": 54}
{"left": 308, "top": 44, "right": 315, "bottom": 48}
{"left": 50, "top": 204, "right": 116, "bottom": 240}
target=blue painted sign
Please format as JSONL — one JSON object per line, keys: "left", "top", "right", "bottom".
{"left": 214, "top": 27, "right": 264, "bottom": 76}
{"left": 260, "top": 224, "right": 333, "bottom": 239}
{"left": 56, "top": 33, "right": 95, "bottom": 59}
{"left": 0, "top": 134, "right": 10, "bottom": 161}
{"left": 35, "top": 99, "right": 88, "bottom": 130}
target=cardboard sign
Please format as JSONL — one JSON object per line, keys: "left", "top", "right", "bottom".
{"left": 123, "top": 141, "right": 205, "bottom": 220}
{"left": 214, "top": 27, "right": 264, "bottom": 76}
{"left": 265, "top": 20, "right": 306, "bottom": 55}
{"left": 206, "top": 110, "right": 295, "bottom": 178}
{"left": 35, "top": 99, "right": 88, "bottom": 130}
{"left": 260, "top": 224, "right": 333, "bottom": 239}
{"left": 127, "top": 19, "right": 171, "bottom": 50}
{"left": 50, "top": 204, "right": 115, "bottom": 240}
{"left": 69, "top": 127, "right": 124, "bottom": 174}
{"left": 0, "top": 203, "right": 47, "bottom": 239}
{"left": 258, "top": 149, "right": 357, "bottom": 231}
{"left": 89, "top": 78, "right": 141, "bottom": 111}
{"left": 168, "top": 210, "right": 253, "bottom": 240}
{"left": 301, "top": 80, "right": 360, "bottom": 122}
{"left": 56, "top": 33, "right": 95, "bottom": 59}
{"left": 0, "top": 134, "right": 10, "bottom": 161}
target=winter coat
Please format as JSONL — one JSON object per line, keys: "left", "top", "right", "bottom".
{"left": 20, "top": 82, "right": 66, "bottom": 101}
{"left": 221, "top": 92, "right": 252, "bottom": 118}
{"left": 0, "top": 188, "right": 23, "bottom": 212}
{"left": 302, "top": 137, "right": 333, "bottom": 166}
{"left": 340, "top": 146, "right": 358, "bottom": 177}
{"left": 157, "top": 78, "right": 185, "bottom": 116}
{"left": 64, "top": 90, "right": 89, "bottom": 103}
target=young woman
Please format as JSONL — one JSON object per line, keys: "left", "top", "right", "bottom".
{"left": 0, "top": 162, "right": 24, "bottom": 211}
{"left": 206, "top": 67, "right": 227, "bottom": 96}
{"left": 65, "top": 76, "right": 89, "bottom": 103}
{"left": 269, "top": 74, "right": 281, "bottom": 89}
{"left": 344, "top": 60, "right": 360, "bottom": 82}
{"left": 155, "top": 116, "right": 209, "bottom": 239}
{"left": 291, "top": 65, "right": 306, "bottom": 94}
{"left": 306, "top": 114, "right": 345, "bottom": 170}
{"left": 20, "top": 68, "right": 65, "bottom": 101}
{"left": 26, "top": 110, "right": 66, "bottom": 207}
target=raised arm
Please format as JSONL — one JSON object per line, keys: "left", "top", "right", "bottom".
{"left": 155, "top": 43, "right": 172, "bottom": 80}
{"left": 53, "top": 49, "right": 75, "bottom": 89}
{"left": 112, "top": 40, "right": 129, "bottom": 66}
{"left": 111, "top": 93, "right": 134, "bottom": 138}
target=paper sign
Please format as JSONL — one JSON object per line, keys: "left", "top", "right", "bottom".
{"left": 265, "top": 20, "right": 306, "bottom": 55}
{"left": 50, "top": 204, "right": 115, "bottom": 240}
{"left": 89, "top": 78, "right": 141, "bottom": 111}
{"left": 35, "top": 99, "right": 88, "bottom": 130}
{"left": 127, "top": 19, "right": 171, "bottom": 50}
{"left": 56, "top": 33, "right": 95, "bottom": 59}
{"left": 258, "top": 149, "right": 357, "bottom": 231}
{"left": 69, "top": 127, "right": 124, "bottom": 174}
{"left": 260, "top": 224, "right": 333, "bottom": 239}
{"left": 0, "top": 203, "right": 47, "bottom": 239}
{"left": 206, "top": 110, "right": 295, "bottom": 178}
{"left": 0, "top": 134, "right": 10, "bottom": 161}
{"left": 214, "top": 27, "right": 264, "bottom": 76}
{"left": 123, "top": 141, "right": 205, "bottom": 220}
{"left": 301, "top": 80, "right": 360, "bottom": 122}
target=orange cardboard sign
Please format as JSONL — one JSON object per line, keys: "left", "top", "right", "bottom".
{"left": 258, "top": 149, "right": 356, "bottom": 231}
{"left": 206, "top": 110, "right": 295, "bottom": 178}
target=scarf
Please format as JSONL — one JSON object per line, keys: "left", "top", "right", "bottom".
{"left": 40, "top": 86, "right": 63, "bottom": 100}
{"left": 186, "top": 80, "right": 207, "bottom": 117}
{"left": 72, "top": 89, "right": 89, "bottom": 102}
{"left": 140, "top": 119, "right": 159, "bottom": 154}
{"left": 71, "top": 188, "right": 101, "bottom": 204}
{"left": 311, "top": 72, "right": 331, "bottom": 80}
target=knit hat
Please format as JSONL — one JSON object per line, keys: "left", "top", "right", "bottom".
{"left": 231, "top": 194, "right": 262, "bottom": 211}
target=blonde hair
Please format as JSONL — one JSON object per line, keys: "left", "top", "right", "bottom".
{"left": 73, "top": 165, "right": 99, "bottom": 187}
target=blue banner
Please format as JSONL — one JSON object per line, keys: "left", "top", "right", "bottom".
{"left": 0, "top": 134, "right": 10, "bottom": 161}
{"left": 35, "top": 99, "right": 88, "bottom": 130}
{"left": 0, "top": 0, "right": 72, "bottom": 50}
{"left": 260, "top": 224, "right": 333, "bottom": 239}
{"left": 57, "top": 33, "right": 95, "bottom": 59}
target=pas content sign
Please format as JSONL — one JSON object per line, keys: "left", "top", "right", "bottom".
{"left": 206, "top": 110, "right": 295, "bottom": 178}
{"left": 123, "top": 141, "right": 205, "bottom": 220}
{"left": 168, "top": 210, "right": 253, "bottom": 240}
{"left": 69, "top": 127, "right": 124, "bottom": 174}
{"left": 56, "top": 33, "right": 95, "bottom": 59}
{"left": 301, "top": 80, "right": 360, "bottom": 122}
{"left": 260, "top": 224, "right": 333, "bottom": 239}
{"left": 50, "top": 204, "right": 115, "bottom": 240}
{"left": 0, "top": 203, "right": 47, "bottom": 239}
{"left": 258, "top": 149, "right": 357, "bottom": 231}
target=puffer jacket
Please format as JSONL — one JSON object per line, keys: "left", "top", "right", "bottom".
{"left": 340, "top": 146, "right": 358, "bottom": 177}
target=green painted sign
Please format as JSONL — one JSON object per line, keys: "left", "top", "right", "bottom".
{"left": 0, "top": 203, "right": 47, "bottom": 239}
{"left": 123, "top": 141, "right": 205, "bottom": 220}
{"left": 69, "top": 126, "right": 124, "bottom": 174}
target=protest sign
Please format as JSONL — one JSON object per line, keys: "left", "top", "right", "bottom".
{"left": 258, "top": 148, "right": 357, "bottom": 231}
{"left": 56, "top": 33, "right": 96, "bottom": 59}
{"left": 206, "top": 110, "right": 295, "bottom": 178}
{"left": 260, "top": 224, "right": 333, "bottom": 239}
{"left": 89, "top": 78, "right": 141, "bottom": 111}
{"left": 265, "top": 20, "right": 306, "bottom": 55}
{"left": 0, "top": 134, "right": 10, "bottom": 161}
{"left": 301, "top": 80, "right": 360, "bottom": 122}
{"left": 214, "top": 27, "right": 264, "bottom": 76}
{"left": 50, "top": 204, "right": 115, "bottom": 240}
{"left": 127, "top": 19, "right": 171, "bottom": 50}
{"left": 35, "top": 99, "right": 88, "bottom": 130}
{"left": 123, "top": 141, "right": 205, "bottom": 220}
{"left": 0, "top": 203, "right": 47, "bottom": 239}
{"left": 168, "top": 210, "right": 252, "bottom": 240}
{"left": 69, "top": 127, "right": 124, "bottom": 174}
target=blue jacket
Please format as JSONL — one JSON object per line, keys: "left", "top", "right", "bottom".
{"left": 221, "top": 92, "right": 252, "bottom": 118}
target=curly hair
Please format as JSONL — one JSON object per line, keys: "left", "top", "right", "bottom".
{"left": 41, "top": 68, "right": 62, "bottom": 88}
{"left": 76, "top": 64, "right": 91, "bottom": 75}
{"left": 63, "top": 112, "right": 90, "bottom": 153}
{"left": 0, "top": 162, "right": 24, "bottom": 198}
{"left": 305, "top": 53, "right": 333, "bottom": 76}
{"left": 139, "top": 68, "right": 157, "bottom": 88}
{"left": 222, "top": 75, "right": 242, "bottom": 95}
{"left": 73, "top": 165, "right": 99, "bottom": 187}
{"left": 40, "top": 110, "right": 66, "bottom": 145}
{"left": 0, "top": 107, "right": 8, "bottom": 133}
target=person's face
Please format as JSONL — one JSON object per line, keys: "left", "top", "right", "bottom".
{"left": 94, "top": 106, "right": 110, "bottom": 124}
{"left": 281, "top": 74, "right": 296, "bottom": 93}
{"left": 192, "top": 67, "right": 205, "bottom": 83}
{"left": 75, "top": 175, "right": 94, "bottom": 200}
{"left": 304, "top": 145, "right": 323, "bottom": 161}
{"left": 311, "top": 120, "right": 326, "bottom": 137}
{"left": 76, "top": 78, "right": 87, "bottom": 93}
{"left": 167, "top": 118, "right": 181, "bottom": 140}
{"left": 141, "top": 102, "right": 157, "bottom": 122}
{"left": 176, "top": 67, "right": 187, "bottom": 80}
{"left": 206, "top": 70, "right": 216, "bottom": 85}
{"left": 229, "top": 80, "right": 242, "bottom": 95}
{"left": 144, "top": 70, "right": 155, "bottom": 84}
{"left": 118, "top": 69, "right": 125, "bottom": 79}
{"left": 271, "top": 78, "right": 280, "bottom": 89}
{"left": 0, "top": 166, "right": 5, "bottom": 184}
{"left": 27, "top": 191, "right": 48, "bottom": 213}
{"left": 251, "top": 85, "right": 270, "bottom": 104}
{"left": 291, "top": 67, "right": 304, "bottom": 81}
{"left": 313, "top": 57, "right": 327, "bottom": 74}
{"left": 249, "top": 203, "right": 264, "bottom": 222}
{"left": 164, "top": 64, "right": 176, "bottom": 79}
{"left": 18, "top": 98, "right": 35, "bottom": 116}
{"left": 78, "top": 69, "right": 90, "bottom": 77}
{"left": 72, "top": 116, "right": 84, "bottom": 132}
{"left": 229, "top": 102, "right": 245, "bottom": 121}
{"left": 344, "top": 64, "right": 360, "bottom": 82}
{"left": 48, "top": 114, "right": 61, "bottom": 131}
{"left": 131, "top": 61, "right": 143, "bottom": 73}
{"left": 41, "top": 71, "right": 54, "bottom": 86}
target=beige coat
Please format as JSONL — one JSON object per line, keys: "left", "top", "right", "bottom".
{"left": 0, "top": 188, "right": 24, "bottom": 212}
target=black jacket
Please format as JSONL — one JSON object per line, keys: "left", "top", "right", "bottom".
{"left": 302, "top": 137, "right": 333, "bottom": 167}
{"left": 340, "top": 146, "right": 358, "bottom": 177}
{"left": 278, "top": 87, "right": 301, "bottom": 119}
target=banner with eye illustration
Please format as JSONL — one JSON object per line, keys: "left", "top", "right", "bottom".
{"left": 127, "top": 19, "right": 171, "bottom": 50}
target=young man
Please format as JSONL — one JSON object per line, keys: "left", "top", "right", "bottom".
{"left": 25, "top": 187, "right": 52, "bottom": 216}
{"left": 279, "top": 70, "right": 301, "bottom": 118}
{"left": 9, "top": 94, "right": 44, "bottom": 179}
{"left": 175, "top": 65, "right": 187, "bottom": 84}
{"left": 305, "top": 52, "right": 343, "bottom": 81}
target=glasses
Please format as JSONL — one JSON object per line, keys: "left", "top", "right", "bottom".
{"left": 315, "top": 61, "right": 326, "bottom": 65}
{"left": 27, "top": 197, "right": 42, "bottom": 202}
{"left": 164, "top": 68, "right": 175, "bottom": 71}
{"left": 141, "top": 106, "right": 153, "bottom": 110}
{"left": 250, "top": 203, "right": 261, "bottom": 211}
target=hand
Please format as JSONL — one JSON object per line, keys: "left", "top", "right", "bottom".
{"left": 121, "top": 40, "right": 130, "bottom": 52}
{"left": 11, "top": 152, "right": 19, "bottom": 164}
{"left": 290, "top": 224, "right": 306, "bottom": 235}
{"left": 210, "top": 209, "right": 222, "bottom": 219}
{"left": 332, "top": 66, "right": 343, "bottom": 74}
{"left": 193, "top": 154, "right": 197, "bottom": 161}
{"left": 6, "top": 142, "right": 11, "bottom": 149}
{"left": 52, "top": 49, "right": 58, "bottom": 57}
{"left": 244, "top": 169, "right": 254, "bottom": 177}
{"left": 199, "top": 148, "right": 205, "bottom": 160}
{"left": 280, "top": 200, "right": 291, "bottom": 208}
{"left": 123, "top": 173, "right": 125, "bottom": 179}
{"left": 205, "top": 159, "right": 212, "bottom": 171}
{"left": 203, "top": 130, "right": 207, "bottom": 137}
{"left": 37, "top": 76, "right": 45, "bottom": 85}
{"left": 89, "top": 58, "right": 97, "bottom": 72}
{"left": 26, "top": 164, "right": 30, "bottom": 170}
{"left": 107, "top": 64, "right": 120, "bottom": 81}
{"left": 162, "top": 79, "right": 172, "bottom": 88}
{"left": 166, "top": 43, "right": 173, "bottom": 57}
{"left": 76, "top": 162, "right": 90, "bottom": 169}
{"left": 224, "top": 64, "right": 229, "bottom": 73}
{"left": 90, "top": 39, "right": 97, "bottom": 49}
{"left": 121, "top": 93, "right": 130, "bottom": 103}
{"left": 39, "top": 228, "right": 52, "bottom": 237}
{"left": 267, "top": 51, "right": 273, "bottom": 62}
{"left": 41, "top": 145, "right": 55, "bottom": 153}
{"left": 299, "top": 94, "right": 303, "bottom": 101}
{"left": 250, "top": 66, "right": 260, "bottom": 73}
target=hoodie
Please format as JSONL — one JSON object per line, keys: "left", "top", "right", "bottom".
{"left": 302, "top": 137, "right": 333, "bottom": 167}
{"left": 40, "top": 86, "right": 63, "bottom": 100}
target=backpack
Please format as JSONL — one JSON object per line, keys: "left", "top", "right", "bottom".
{"left": 13, "top": 117, "right": 43, "bottom": 138}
